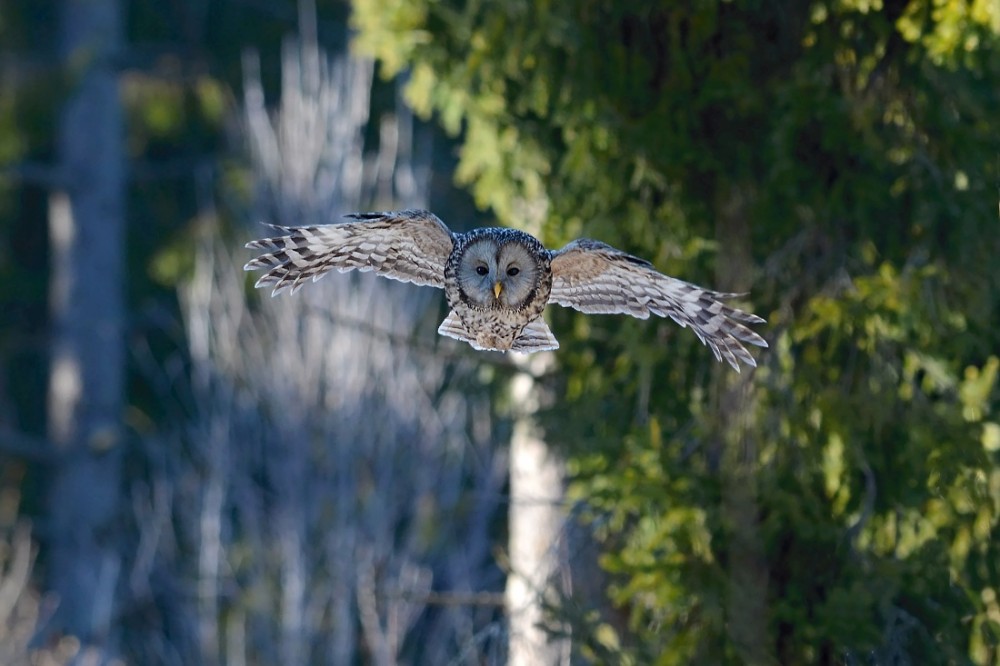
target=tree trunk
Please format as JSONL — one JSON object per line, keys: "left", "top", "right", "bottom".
{"left": 714, "top": 182, "right": 772, "bottom": 665}
{"left": 505, "top": 355, "right": 571, "bottom": 666}
{"left": 46, "top": 0, "right": 125, "bottom": 653}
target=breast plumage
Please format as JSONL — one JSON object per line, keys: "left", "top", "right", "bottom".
{"left": 440, "top": 227, "right": 555, "bottom": 352}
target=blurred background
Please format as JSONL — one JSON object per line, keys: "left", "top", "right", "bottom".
{"left": 1, "top": 0, "right": 998, "bottom": 664}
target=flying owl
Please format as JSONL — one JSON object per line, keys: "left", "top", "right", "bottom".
{"left": 244, "top": 209, "right": 768, "bottom": 370}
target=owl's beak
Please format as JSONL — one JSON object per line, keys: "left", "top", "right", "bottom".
{"left": 493, "top": 282, "right": 503, "bottom": 300}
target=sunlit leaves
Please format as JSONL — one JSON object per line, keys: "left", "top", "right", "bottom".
{"left": 350, "top": 0, "right": 429, "bottom": 75}
{"left": 898, "top": 0, "right": 1000, "bottom": 65}
{"left": 961, "top": 357, "right": 1000, "bottom": 422}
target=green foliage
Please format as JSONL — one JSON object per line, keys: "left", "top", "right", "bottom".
{"left": 353, "top": 0, "right": 1000, "bottom": 662}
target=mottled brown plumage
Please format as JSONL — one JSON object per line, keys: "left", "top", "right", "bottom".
{"left": 244, "top": 209, "right": 768, "bottom": 369}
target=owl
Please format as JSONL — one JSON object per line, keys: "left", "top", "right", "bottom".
{"left": 244, "top": 209, "right": 768, "bottom": 370}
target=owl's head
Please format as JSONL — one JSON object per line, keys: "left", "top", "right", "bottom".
{"left": 456, "top": 233, "right": 544, "bottom": 310}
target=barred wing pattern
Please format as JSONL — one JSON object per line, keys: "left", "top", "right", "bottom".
{"left": 549, "top": 239, "right": 768, "bottom": 370}
{"left": 244, "top": 210, "right": 455, "bottom": 295}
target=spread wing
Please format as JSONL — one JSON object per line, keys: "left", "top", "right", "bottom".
{"left": 244, "top": 209, "right": 455, "bottom": 295}
{"left": 549, "top": 239, "right": 768, "bottom": 371}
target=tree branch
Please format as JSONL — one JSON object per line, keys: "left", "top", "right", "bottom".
{"left": 0, "top": 428, "right": 57, "bottom": 464}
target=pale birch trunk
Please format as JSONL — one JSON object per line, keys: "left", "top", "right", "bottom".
{"left": 505, "top": 352, "right": 571, "bottom": 665}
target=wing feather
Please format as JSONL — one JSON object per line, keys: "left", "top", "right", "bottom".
{"left": 549, "top": 239, "right": 768, "bottom": 371}
{"left": 244, "top": 209, "right": 454, "bottom": 295}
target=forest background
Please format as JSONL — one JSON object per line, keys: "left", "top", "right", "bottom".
{"left": 0, "top": 0, "right": 998, "bottom": 664}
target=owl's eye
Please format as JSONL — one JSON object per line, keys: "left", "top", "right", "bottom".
{"left": 476, "top": 265, "right": 489, "bottom": 276}
{"left": 506, "top": 266, "right": 520, "bottom": 277}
